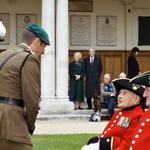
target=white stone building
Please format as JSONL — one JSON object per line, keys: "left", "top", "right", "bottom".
{"left": 0, "top": 0, "right": 150, "bottom": 115}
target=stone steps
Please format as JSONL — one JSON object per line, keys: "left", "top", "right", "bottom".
{"left": 37, "top": 108, "right": 112, "bottom": 120}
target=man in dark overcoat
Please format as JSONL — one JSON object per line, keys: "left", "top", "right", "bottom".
{"left": 0, "top": 24, "right": 50, "bottom": 150}
{"left": 84, "top": 48, "right": 102, "bottom": 110}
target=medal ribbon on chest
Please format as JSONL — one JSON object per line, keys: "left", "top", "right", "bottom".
{"left": 117, "top": 116, "right": 131, "bottom": 128}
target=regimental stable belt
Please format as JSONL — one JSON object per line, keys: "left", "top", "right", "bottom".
{"left": 0, "top": 96, "right": 24, "bottom": 108}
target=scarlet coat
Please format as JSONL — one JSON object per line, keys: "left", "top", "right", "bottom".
{"left": 99, "top": 105, "right": 144, "bottom": 150}
{"left": 129, "top": 109, "right": 150, "bottom": 150}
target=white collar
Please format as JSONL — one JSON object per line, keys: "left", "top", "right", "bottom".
{"left": 90, "top": 56, "right": 94, "bottom": 59}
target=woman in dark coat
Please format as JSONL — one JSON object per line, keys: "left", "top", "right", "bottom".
{"left": 127, "top": 47, "right": 140, "bottom": 78}
{"left": 69, "top": 52, "right": 85, "bottom": 110}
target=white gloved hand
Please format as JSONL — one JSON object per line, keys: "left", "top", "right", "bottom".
{"left": 81, "top": 142, "right": 99, "bottom": 150}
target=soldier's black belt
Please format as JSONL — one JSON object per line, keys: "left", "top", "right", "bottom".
{"left": 0, "top": 96, "right": 24, "bottom": 108}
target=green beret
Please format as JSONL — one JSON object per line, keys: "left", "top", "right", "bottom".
{"left": 26, "top": 24, "right": 50, "bottom": 45}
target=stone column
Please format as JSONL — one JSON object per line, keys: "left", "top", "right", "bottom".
{"left": 40, "top": 0, "right": 73, "bottom": 115}
{"left": 55, "top": 0, "right": 74, "bottom": 111}
{"left": 40, "top": 0, "right": 56, "bottom": 114}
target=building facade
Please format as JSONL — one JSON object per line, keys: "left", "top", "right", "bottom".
{"left": 0, "top": 0, "right": 150, "bottom": 114}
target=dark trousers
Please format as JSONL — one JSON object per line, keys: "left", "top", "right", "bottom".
{"left": 87, "top": 96, "right": 101, "bottom": 112}
{"left": 104, "top": 96, "right": 115, "bottom": 117}
{"left": 87, "top": 98, "right": 92, "bottom": 109}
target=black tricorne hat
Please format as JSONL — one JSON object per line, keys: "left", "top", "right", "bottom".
{"left": 130, "top": 71, "right": 150, "bottom": 87}
{"left": 113, "top": 78, "right": 145, "bottom": 98}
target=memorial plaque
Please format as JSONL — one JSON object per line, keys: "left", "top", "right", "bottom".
{"left": 70, "top": 15, "right": 91, "bottom": 46}
{"left": 96, "top": 16, "right": 117, "bottom": 46}
{"left": 16, "top": 14, "right": 37, "bottom": 44}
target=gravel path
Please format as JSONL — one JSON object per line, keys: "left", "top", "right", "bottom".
{"left": 34, "top": 119, "right": 108, "bottom": 134}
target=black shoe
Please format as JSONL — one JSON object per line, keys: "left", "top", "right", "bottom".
{"left": 79, "top": 107, "right": 84, "bottom": 110}
{"left": 87, "top": 107, "right": 92, "bottom": 110}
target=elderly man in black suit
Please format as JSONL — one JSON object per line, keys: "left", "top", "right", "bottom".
{"left": 84, "top": 48, "right": 103, "bottom": 111}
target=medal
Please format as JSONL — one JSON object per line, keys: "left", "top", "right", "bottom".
{"left": 117, "top": 116, "right": 131, "bottom": 128}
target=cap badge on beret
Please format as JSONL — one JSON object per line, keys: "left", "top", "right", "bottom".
{"left": 132, "top": 84, "right": 140, "bottom": 91}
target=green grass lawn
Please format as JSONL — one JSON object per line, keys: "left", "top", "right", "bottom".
{"left": 32, "top": 134, "right": 96, "bottom": 150}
